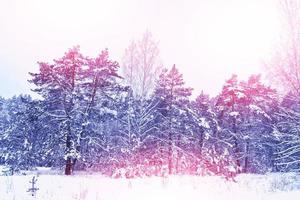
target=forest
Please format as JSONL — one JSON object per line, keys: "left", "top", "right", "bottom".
{"left": 0, "top": 42, "right": 299, "bottom": 178}
{"left": 3, "top": 1, "right": 300, "bottom": 200}
{"left": 0, "top": 0, "right": 300, "bottom": 182}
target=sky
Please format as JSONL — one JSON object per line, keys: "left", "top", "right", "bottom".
{"left": 0, "top": 0, "right": 281, "bottom": 98}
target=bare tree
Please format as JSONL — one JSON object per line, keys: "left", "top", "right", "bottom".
{"left": 264, "top": 0, "right": 300, "bottom": 171}
{"left": 122, "top": 31, "right": 162, "bottom": 98}
{"left": 265, "top": 0, "right": 300, "bottom": 95}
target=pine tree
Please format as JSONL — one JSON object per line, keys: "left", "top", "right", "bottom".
{"left": 29, "top": 46, "right": 122, "bottom": 175}
{"left": 154, "top": 65, "right": 192, "bottom": 175}
{"left": 240, "top": 75, "right": 278, "bottom": 173}
{"left": 190, "top": 92, "right": 220, "bottom": 175}
{"left": 216, "top": 74, "right": 278, "bottom": 175}
{"left": 216, "top": 74, "right": 247, "bottom": 174}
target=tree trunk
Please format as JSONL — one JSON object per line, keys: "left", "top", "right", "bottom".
{"left": 243, "top": 140, "right": 250, "bottom": 173}
{"left": 232, "top": 100, "right": 241, "bottom": 173}
{"left": 168, "top": 130, "right": 173, "bottom": 175}
{"left": 65, "top": 121, "right": 73, "bottom": 175}
{"left": 65, "top": 157, "right": 72, "bottom": 175}
{"left": 234, "top": 138, "right": 241, "bottom": 173}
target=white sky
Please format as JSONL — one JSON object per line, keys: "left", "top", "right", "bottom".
{"left": 0, "top": 0, "right": 281, "bottom": 98}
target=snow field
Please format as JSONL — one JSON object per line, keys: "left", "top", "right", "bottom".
{"left": 1, "top": 173, "right": 300, "bottom": 200}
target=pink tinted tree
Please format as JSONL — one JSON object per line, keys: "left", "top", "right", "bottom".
{"left": 29, "top": 47, "right": 121, "bottom": 175}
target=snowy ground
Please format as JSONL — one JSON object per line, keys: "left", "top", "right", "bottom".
{"left": 0, "top": 168, "right": 300, "bottom": 200}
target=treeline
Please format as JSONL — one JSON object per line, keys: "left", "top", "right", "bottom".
{"left": 0, "top": 47, "right": 299, "bottom": 178}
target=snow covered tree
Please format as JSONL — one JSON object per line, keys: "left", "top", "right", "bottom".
{"left": 216, "top": 74, "right": 247, "bottom": 174}
{"left": 107, "top": 94, "right": 161, "bottom": 177}
{"left": 154, "top": 65, "right": 192, "bottom": 175}
{"left": 29, "top": 46, "right": 122, "bottom": 175}
{"left": 189, "top": 92, "right": 221, "bottom": 175}
{"left": 0, "top": 97, "right": 9, "bottom": 165}
{"left": 120, "top": 31, "right": 163, "bottom": 175}
{"left": 216, "top": 74, "right": 278, "bottom": 175}
{"left": 240, "top": 75, "right": 278, "bottom": 173}
{"left": 0, "top": 95, "right": 45, "bottom": 172}
{"left": 274, "top": 92, "right": 300, "bottom": 171}
{"left": 263, "top": 0, "right": 300, "bottom": 173}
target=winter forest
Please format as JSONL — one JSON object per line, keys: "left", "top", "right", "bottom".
{"left": 1, "top": 0, "right": 300, "bottom": 199}
{"left": 1, "top": 33, "right": 300, "bottom": 178}
{"left": 1, "top": 44, "right": 292, "bottom": 177}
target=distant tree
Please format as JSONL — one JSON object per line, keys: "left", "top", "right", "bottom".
{"left": 122, "top": 31, "right": 162, "bottom": 98}
{"left": 265, "top": 0, "right": 300, "bottom": 94}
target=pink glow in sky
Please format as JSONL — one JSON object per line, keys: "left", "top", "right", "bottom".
{"left": 0, "top": 0, "right": 280, "bottom": 98}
